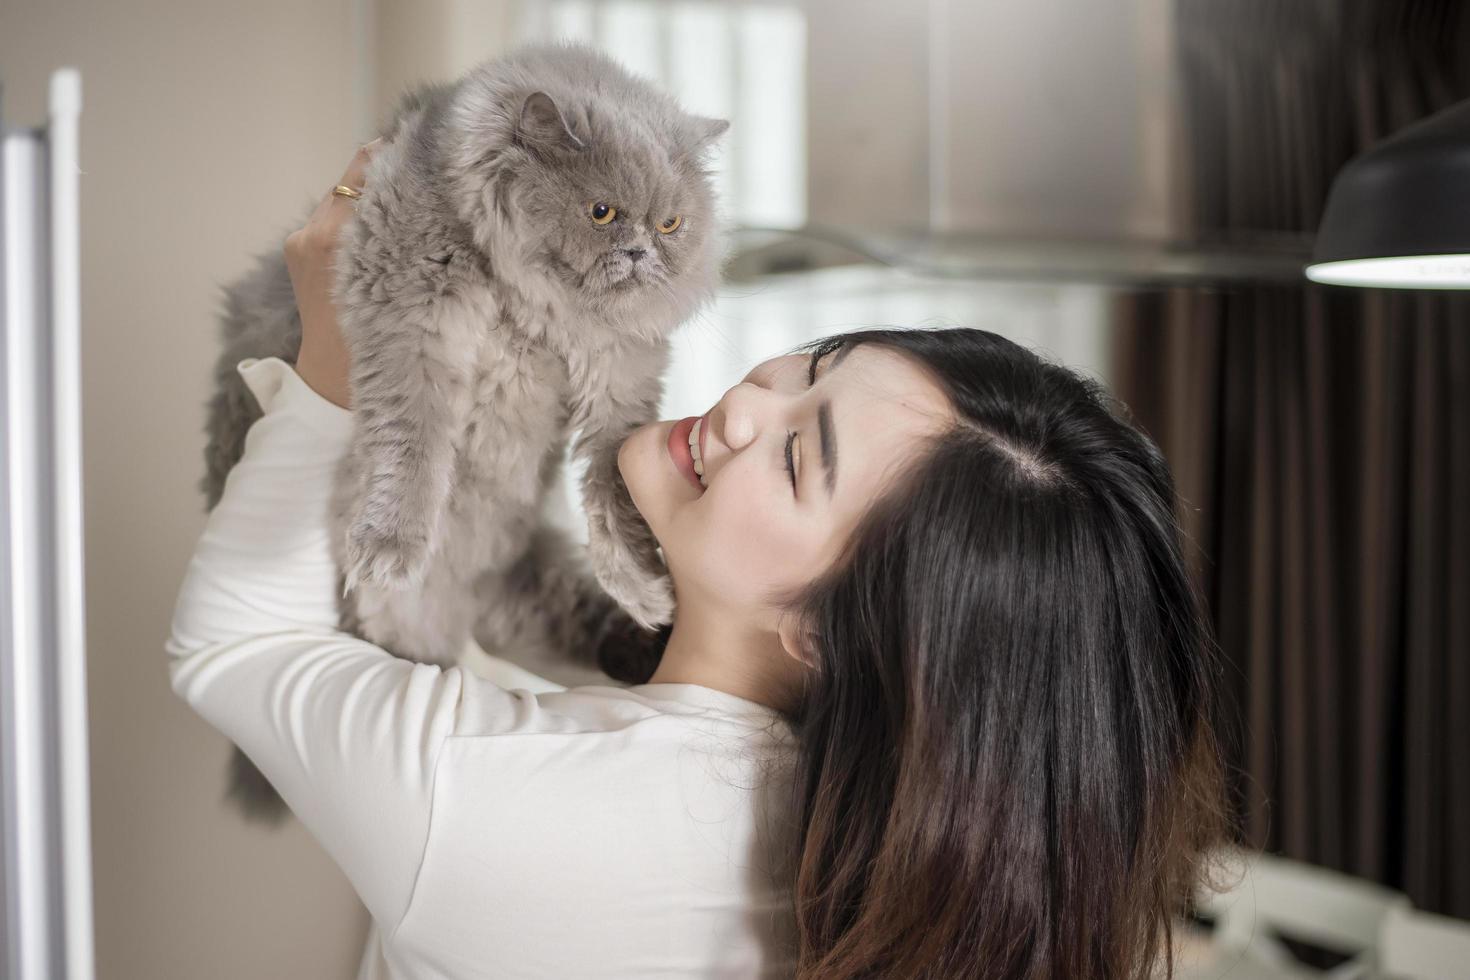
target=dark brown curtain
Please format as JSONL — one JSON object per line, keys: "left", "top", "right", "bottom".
{"left": 1111, "top": 0, "right": 1470, "bottom": 918}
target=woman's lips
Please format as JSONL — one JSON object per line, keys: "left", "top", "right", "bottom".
{"left": 668, "top": 416, "right": 704, "bottom": 491}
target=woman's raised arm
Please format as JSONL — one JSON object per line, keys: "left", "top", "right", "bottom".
{"left": 164, "top": 141, "right": 522, "bottom": 935}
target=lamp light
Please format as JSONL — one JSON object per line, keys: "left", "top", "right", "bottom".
{"left": 1306, "top": 98, "right": 1470, "bottom": 289}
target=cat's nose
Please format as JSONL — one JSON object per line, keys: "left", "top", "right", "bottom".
{"left": 622, "top": 247, "right": 647, "bottom": 262}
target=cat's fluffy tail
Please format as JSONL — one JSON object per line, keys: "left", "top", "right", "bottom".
{"left": 200, "top": 240, "right": 308, "bottom": 506}
{"left": 226, "top": 747, "right": 291, "bottom": 824}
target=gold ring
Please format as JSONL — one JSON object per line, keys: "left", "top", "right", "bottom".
{"left": 332, "top": 184, "right": 363, "bottom": 200}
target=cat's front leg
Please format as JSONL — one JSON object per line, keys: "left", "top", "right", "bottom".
{"left": 582, "top": 453, "right": 674, "bottom": 629}
{"left": 568, "top": 343, "right": 674, "bottom": 630}
{"left": 340, "top": 296, "right": 475, "bottom": 594}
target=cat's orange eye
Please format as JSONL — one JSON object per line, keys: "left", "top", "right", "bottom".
{"left": 657, "top": 215, "right": 682, "bottom": 234}
{"left": 590, "top": 202, "right": 617, "bottom": 225}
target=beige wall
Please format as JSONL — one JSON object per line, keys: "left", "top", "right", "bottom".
{"left": 375, "top": 0, "right": 518, "bottom": 123}
{"left": 3, "top": 1, "right": 378, "bottom": 976}
{"left": 806, "top": 0, "right": 1181, "bottom": 240}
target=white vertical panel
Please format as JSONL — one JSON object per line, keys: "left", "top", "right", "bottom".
{"left": 527, "top": 0, "right": 806, "bottom": 230}
{"left": 1, "top": 65, "right": 94, "bottom": 980}
{"left": 2, "top": 117, "right": 55, "bottom": 980}
{"left": 599, "top": 1, "right": 662, "bottom": 79}
{"left": 735, "top": 3, "right": 805, "bottom": 227}
{"left": 668, "top": 2, "right": 736, "bottom": 219}
{"left": 549, "top": 0, "right": 596, "bottom": 42}
{"left": 46, "top": 68, "right": 94, "bottom": 980}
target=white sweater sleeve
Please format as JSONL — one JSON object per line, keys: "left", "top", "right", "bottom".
{"left": 165, "top": 355, "right": 464, "bottom": 933}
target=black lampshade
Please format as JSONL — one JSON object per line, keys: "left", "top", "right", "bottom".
{"left": 1306, "top": 97, "right": 1470, "bottom": 288}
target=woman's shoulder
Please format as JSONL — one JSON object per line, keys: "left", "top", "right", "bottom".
{"left": 454, "top": 673, "right": 794, "bottom": 742}
{"left": 454, "top": 647, "right": 797, "bottom": 746}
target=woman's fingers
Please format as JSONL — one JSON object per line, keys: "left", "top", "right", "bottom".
{"left": 288, "top": 138, "right": 383, "bottom": 257}
{"left": 339, "top": 137, "right": 383, "bottom": 197}
{"left": 284, "top": 139, "right": 384, "bottom": 411}
{"left": 318, "top": 137, "right": 382, "bottom": 233}
{"left": 326, "top": 137, "right": 381, "bottom": 230}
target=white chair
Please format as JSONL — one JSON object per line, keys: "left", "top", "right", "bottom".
{"left": 1173, "top": 847, "right": 1411, "bottom": 980}
{"left": 1379, "top": 904, "right": 1470, "bottom": 980}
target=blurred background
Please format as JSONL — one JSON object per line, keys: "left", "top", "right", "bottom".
{"left": 2, "top": 0, "right": 1467, "bottom": 976}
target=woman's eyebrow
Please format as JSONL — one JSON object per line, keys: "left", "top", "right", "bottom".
{"left": 817, "top": 400, "right": 836, "bottom": 498}
{"left": 813, "top": 341, "right": 851, "bottom": 499}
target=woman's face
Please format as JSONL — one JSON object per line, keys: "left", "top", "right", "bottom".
{"left": 618, "top": 341, "right": 955, "bottom": 639}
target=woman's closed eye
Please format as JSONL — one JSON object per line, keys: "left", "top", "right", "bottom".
{"left": 784, "top": 345, "right": 836, "bottom": 494}
{"left": 784, "top": 430, "right": 799, "bottom": 493}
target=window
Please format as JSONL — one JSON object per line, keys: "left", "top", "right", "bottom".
{"left": 513, "top": 0, "right": 807, "bottom": 229}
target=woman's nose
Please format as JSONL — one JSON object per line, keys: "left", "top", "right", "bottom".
{"left": 715, "top": 382, "right": 765, "bottom": 452}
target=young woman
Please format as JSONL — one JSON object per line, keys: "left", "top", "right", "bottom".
{"left": 168, "top": 143, "right": 1227, "bottom": 979}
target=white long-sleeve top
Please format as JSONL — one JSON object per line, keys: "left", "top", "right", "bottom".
{"left": 165, "top": 356, "right": 802, "bottom": 980}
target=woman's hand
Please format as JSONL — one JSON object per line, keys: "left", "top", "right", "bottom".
{"left": 284, "top": 138, "right": 382, "bottom": 409}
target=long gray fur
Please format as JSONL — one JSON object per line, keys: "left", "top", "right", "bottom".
{"left": 199, "top": 42, "right": 728, "bottom": 822}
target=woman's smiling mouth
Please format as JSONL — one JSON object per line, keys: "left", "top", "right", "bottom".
{"left": 689, "top": 417, "right": 707, "bottom": 481}
{"left": 667, "top": 415, "right": 706, "bottom": 492}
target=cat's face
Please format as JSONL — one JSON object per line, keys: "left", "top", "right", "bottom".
{"left": 509, "top": 91, "right": 727, "bottom": 311}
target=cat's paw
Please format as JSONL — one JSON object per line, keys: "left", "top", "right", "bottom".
{"left": 342, "top": 520, "right": 429, "bottom": 594}
{"left": 587, "top": 533, "right": 674, "bottom": 629}
{"left": 617, "top": 571, "right": 675, "bottom": 631}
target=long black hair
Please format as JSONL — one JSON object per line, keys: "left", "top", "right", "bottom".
{"left": 769, "top": 327, "right": 1228, "bottom": 980}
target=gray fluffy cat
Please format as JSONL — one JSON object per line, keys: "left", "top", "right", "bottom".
{"left": 201, "top": 42, "right": 727, "bottom": 821}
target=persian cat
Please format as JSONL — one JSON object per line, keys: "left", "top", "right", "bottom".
{"left": 200, "top": 42, "right": 727, "bottom": 821}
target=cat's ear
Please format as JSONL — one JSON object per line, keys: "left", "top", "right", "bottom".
{"left": 686, "top": 115, "right": 730, "bottom": 154}
{"left": 517, "top": 91, "right": 586, "bottom": 154}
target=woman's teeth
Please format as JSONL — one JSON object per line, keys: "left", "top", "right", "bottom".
{"left": 689, "top": 417, "right": 706, "bottom": 486}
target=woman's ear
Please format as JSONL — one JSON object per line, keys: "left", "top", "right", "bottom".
{"left": 776, "top": 616, "right": 818, "bottom": 669}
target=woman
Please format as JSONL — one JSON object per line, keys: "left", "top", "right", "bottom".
{"left": 168, "top": 144, "right": 1227, "bottom": 979}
